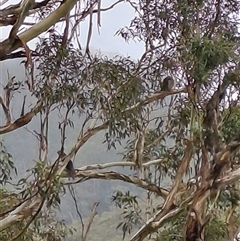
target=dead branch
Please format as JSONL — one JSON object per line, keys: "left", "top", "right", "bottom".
{"left": 82, "top": 202, "right": 99, "bottom": 241}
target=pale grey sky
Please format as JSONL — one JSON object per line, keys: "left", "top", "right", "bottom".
{"left": 0, "top": 0, "right": 144, "bottom": 59}
{"left": 78, "top": 0, "right": 144, "bottom": 59}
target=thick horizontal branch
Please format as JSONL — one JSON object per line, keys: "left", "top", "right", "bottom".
{"left": 124, "top": 88, "right": 187, "bottom": 112}
{"left": 76, "top": 159, "right": 163, "bottom": 171}
{"left": 62, "top": 170, "right": 169, "bottom": 199}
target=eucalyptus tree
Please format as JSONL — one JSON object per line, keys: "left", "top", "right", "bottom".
{"left": 0, "top": 0, "right": 240, "bottom": 241}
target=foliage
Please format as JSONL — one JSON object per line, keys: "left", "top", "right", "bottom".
{"left": 0, "top": 0, "right": 240, "bottom": 241}
{"left": 0, "top": 187, "right": 73, "bottom": 241}
{"left": 222, "top": 106, "right": 240, "bottom": 143}
{"left": 112, "top": 191, "right": 142, "bottom": 239}
{"left": 0, "top": 140, "right": 17, "bottom": 185}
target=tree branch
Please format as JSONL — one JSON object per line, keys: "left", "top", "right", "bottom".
{"left": 0, "top": 0, "right": 51, "bottom": 17}
{"left": 0, "top": 95, "right": 11, "bottom": 124}
{"left": 215, "top": 167, "right": 240, "bottom": 187}
{"left": 0, "top": 0, "right": 78, "bottom": 58}
{"left": 0, "top": 196, "right": 42, "bottom": 231}
{"left": 9, "top": 0, "right": 78, "bottom": 54}
{"left": 82, "top": 202, "right": 99, "bottom": 241}
{"left": 0, "top": 100, "right": 42, "bottom": 134}
{"left": 124, "top": 88, "right": 187, "bottom": 112}
{"left": 130, "top": 194, "right": 194, "bottom": 241}
{"left": 129, "top": 140, "right": 194, "bottom": 241}
{"left": 62, "top": 170, "right": 169, "bottom": 199}
{"left": 75, "top": 159, "right": 163, "bottom": 171}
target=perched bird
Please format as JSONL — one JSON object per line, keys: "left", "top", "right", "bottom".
{"left": 57, "top": 150, "right": 75, "bottom": 179}
{"left": 161, "top": 76, "right": 176, "bottom": 91}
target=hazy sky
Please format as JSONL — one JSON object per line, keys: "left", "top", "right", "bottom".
{"left": 78, "top": 0, "right": 144, "bottom": 59}
{"left": 0, "top": 0, "right": 144, "bottom": 59}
